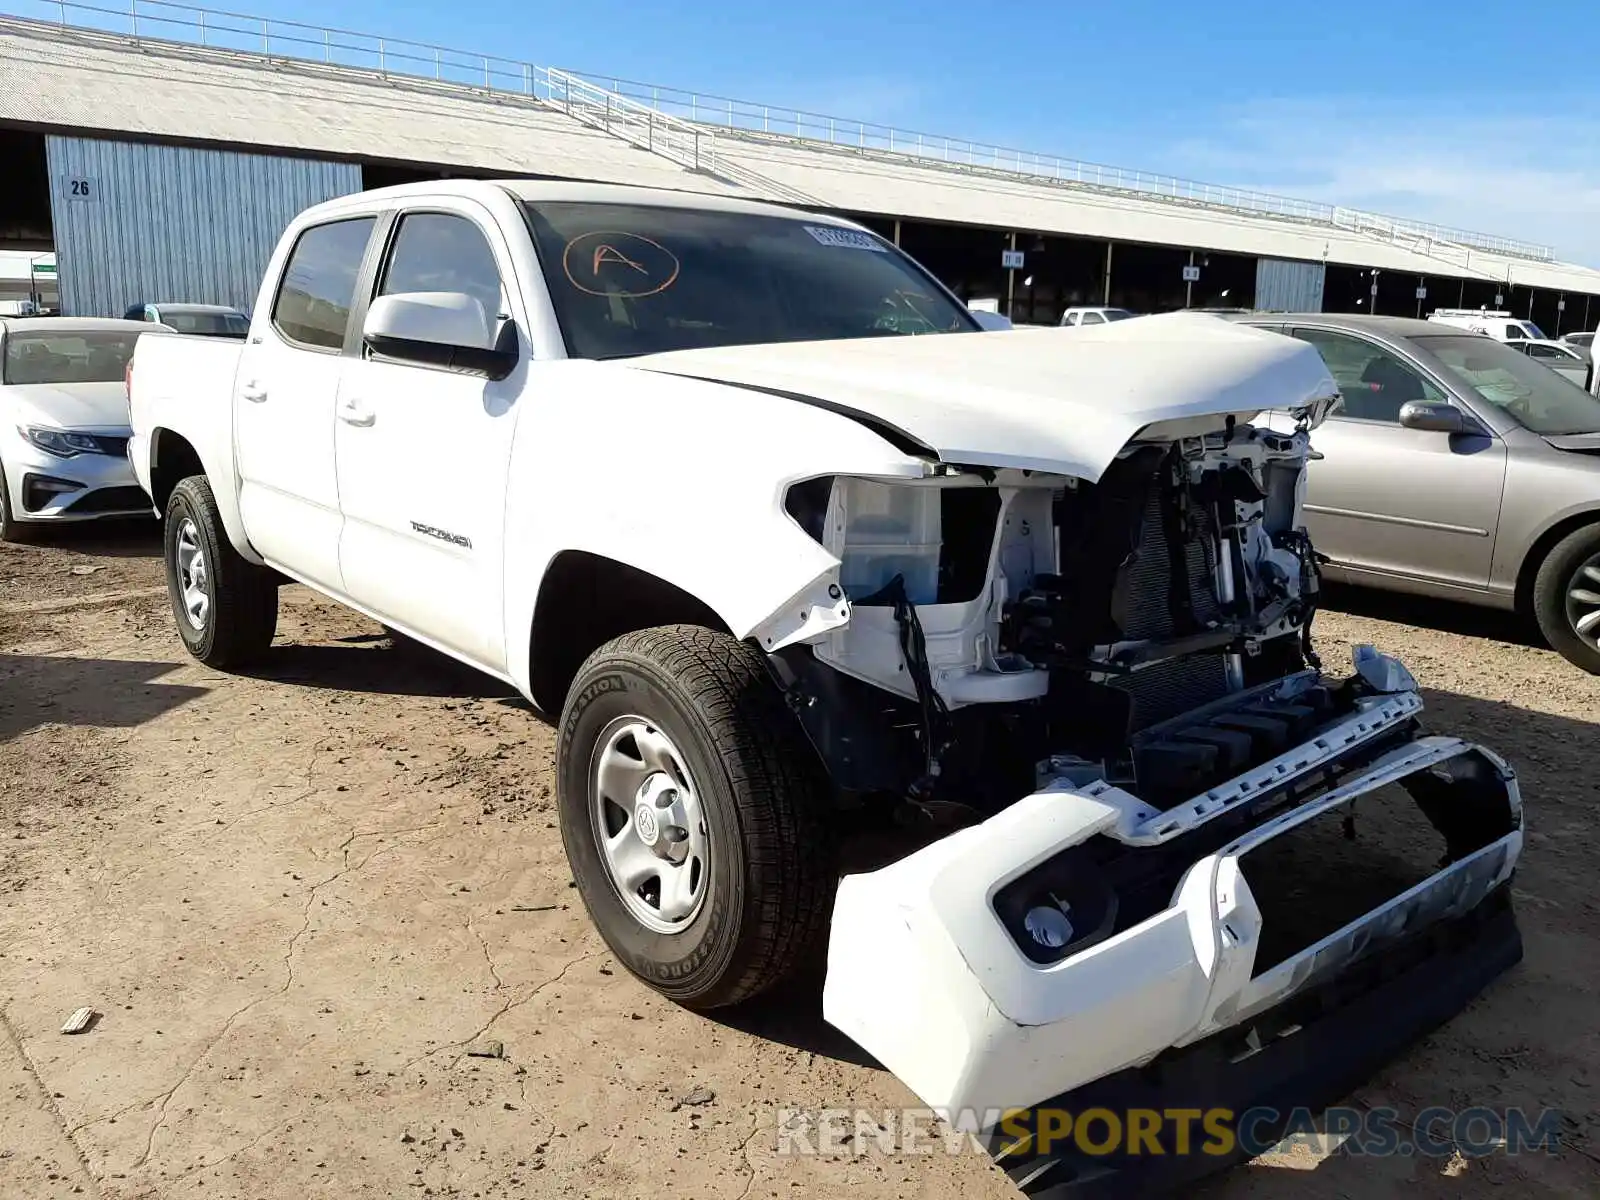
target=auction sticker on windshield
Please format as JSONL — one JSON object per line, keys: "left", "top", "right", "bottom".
{"left": 804, "top": 226, "right": 888, "bottom": 252}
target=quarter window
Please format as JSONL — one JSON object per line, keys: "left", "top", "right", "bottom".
{"left": 1290, "top": 328, "right": 1446, "bottom": 423}
{"left": 272, "top": 217, "right": 376, "bottom": 350}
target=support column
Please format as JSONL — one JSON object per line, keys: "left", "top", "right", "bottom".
{"left": 1006, "top": 231, "right": 1017, "bottom": 319}
{"left": 892, "top": 219, "right": 901, "bottom": 247}
{"left": 1103, "top": 242, "right": 1113, "bottom": 306}
{"left": 1186, "top": 249, "right": 1195, "bottom": 309}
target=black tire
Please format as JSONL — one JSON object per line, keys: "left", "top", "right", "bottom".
{"left": 557, "top": 624, "right": 833, "bottom": 1010}
{"left": 1531, "top": 523, "right": 1600, "bottom": 674}
{"left": 0, "top": 462, "right": 32, "bottom": 543}
{"left": 163, "top": 476, "right": 278, "bottom": 668}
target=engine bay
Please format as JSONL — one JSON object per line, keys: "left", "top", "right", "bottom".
{"left": 773, "top": 414, "right": 1336, "bottom": 818}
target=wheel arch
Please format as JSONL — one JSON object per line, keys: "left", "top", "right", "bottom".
{"left": 145, "top": 426, "right": 263, "bottom": 566}
{"left": 1514, "top": 508, "right": 1600, "bottom": 614}
{"left": 147, "top": 427, "right": 205, "bottom": 513}
{"left": 527, "top": 550, "right": 733, "bottom": 715}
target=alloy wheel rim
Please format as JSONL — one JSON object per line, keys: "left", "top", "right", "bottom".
{"left": 589, "top": 716, "right": 709, "bottom": 934}
{"left": 175, "top": 518, "right": 210, "bottom": 631}
{"left": 1566, "top": 553, "right": 1600, "bottom": 651}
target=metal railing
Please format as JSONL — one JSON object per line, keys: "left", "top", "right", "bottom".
{"left": 542, "top": 68, "right": 815, "bottom": 205}
{"left": 3, "top": 0, "right": 1555, "bottom": 262}
{"left": 587, "top": 77, "right": 1554, "bottom": 263}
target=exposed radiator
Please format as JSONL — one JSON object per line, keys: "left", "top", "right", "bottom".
{"left": 1113, "top": 490, "right": 1230, "bottom": 729}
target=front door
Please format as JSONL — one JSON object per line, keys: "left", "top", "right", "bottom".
{"left": 334, "top": 203, "right": 524, "bottom": 668}
{"left": 1287, "top": 326, "right": 1508, "bottom": 593}
{"left": 235, "top": 215, "right": 377, "bottom": 590}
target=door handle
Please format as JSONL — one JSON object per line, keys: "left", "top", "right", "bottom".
{"left": 240, "top": 381, "right": 267, "bottom": 403}
{"left": 338, "top": 399, "right": 376, "bottom": 428}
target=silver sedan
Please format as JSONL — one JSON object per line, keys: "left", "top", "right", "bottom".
{"left": 1235, "top": 313, "right": 1600, "bottom": 673}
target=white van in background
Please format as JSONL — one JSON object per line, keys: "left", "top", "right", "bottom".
{"left": 1426, "top": 308, "right": 1546, "bottom": 341}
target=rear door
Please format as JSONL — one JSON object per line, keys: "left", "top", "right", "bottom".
{"left": 1287, "top": 325, "right": 1508, "bottom": 592}
{"left": 235, "top": 215, "right": 377, "bottom": 590}
{"left": 333, "top": 201, "right": 525, "bottom": 668}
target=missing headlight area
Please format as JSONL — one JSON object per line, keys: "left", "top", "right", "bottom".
{"left": 1241, "top": 747, "right": 1520, "bottom": 977}
{"left": 773, "top": 416, "right": 1334, "bottom": 818}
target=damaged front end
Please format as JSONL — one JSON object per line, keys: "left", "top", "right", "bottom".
{"left": 755, "top": 398, "right": 1522, "bottom": 1196}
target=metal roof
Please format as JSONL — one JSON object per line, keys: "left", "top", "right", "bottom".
{"left": 4, "top": 11, "right": 1600, "bottom": 299}
{"left": 0, "top": 18, "right": 745, "bottom": 198}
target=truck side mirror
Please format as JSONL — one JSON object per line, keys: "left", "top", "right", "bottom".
{"left": 364, "top": 291, "right": 517, "bottom": 380}
{"left": 1397, "top": 401, "right": 1466, "bottom": 434}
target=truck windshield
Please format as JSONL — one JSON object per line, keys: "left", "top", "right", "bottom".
{"left": 3, "top": 331, "right": 141, "bottom": 386}
{"left": 1419, "top": 333, "right": 1600, "bottom": 435}
{"left": 521, "top": 201, "right": 978, "bottom": 359}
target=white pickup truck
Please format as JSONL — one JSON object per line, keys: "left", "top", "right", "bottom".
{"left": 130, "top": 180, "right": 1523, "bottom": 1195}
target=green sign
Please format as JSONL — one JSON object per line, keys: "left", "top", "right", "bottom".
{"left": 32, "top": 263, "right": 56, "bottom": 276}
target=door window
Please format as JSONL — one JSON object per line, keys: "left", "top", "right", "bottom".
{"left": 1504, "top": 325, "right": 1525, "bottom": 340}
{"left": 378, "top": 212, "right": 505, "bottom": 322}
{"left": 1079, "top": 311, "right": 1105, "bottom": 325}
{"left": 1290, "top": 328, "right": 1446, "bottom": 422}
{"left": 271, "top": 217, "right": 376, "bottom": 350}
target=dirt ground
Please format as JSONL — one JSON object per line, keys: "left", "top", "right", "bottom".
{"left": 1, "top": 523, "right": 1596, "bottom": 1200}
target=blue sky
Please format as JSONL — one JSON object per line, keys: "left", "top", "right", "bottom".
{"left": 74, "top": 0, "right": 1600, "bottom": 262}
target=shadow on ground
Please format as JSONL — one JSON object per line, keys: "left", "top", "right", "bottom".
{"left": 1322, "top": 583, "right": 1544, "bottom": 650}
{"left": 5, "top": 517, "right": 161, "bottom": 559}
{"left": 0, "top": 651, "right": 207, "bottom": 740}
{"left": 249, "top": 636, "right": 521, "bottom": 700}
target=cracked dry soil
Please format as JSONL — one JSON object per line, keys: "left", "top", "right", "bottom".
{"left": 1, "top": 528, "right": 1598, "bottom": 1200}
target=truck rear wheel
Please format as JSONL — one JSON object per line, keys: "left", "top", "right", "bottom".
{"left": 163, "top": 476, "right": 278, "bottom": 669}
{"left": 557, "top": 625, "right": 834, "bottom": 1009}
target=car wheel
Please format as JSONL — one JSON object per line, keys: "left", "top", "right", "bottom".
{"left": 163, "top": 476, "right": 278, "bottom": 668}
{"left": 1532, "top": 524, "right": 1600, "bottom": 674}
{"left": 0, "top": 462, "right": 33, "bottom": 544}
{"left": 557, "top": 624, "right": 834, "bottom": 1010}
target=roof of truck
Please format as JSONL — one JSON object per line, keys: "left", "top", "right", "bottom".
{"left": 0, "top": 317, "right": 151, "bottom": 333}
{"left": 139, "top": 303, "right": 246, "bottom": 314}
{"left": 316, "top": 178, "right": 843, "bottom": 225}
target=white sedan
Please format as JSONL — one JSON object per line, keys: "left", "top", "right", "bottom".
{"left": 0, "top": 317, "right": 159, "bottom": 541}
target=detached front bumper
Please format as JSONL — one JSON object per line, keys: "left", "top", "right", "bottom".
{"left": 3, "top": 430, "right": 151, "bottom": 523}
{"left": 823, "top": 722, "right": 1523, "bottom": 1196}
{"left": 983, "top": 887, "right": 1519, "bottom": 1197}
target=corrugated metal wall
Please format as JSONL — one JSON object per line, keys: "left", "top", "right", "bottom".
{"left": 46, "top": 136, "right": 361, "bottom": 317}
{"left": 1254, "top": 257, "right": 1326, "bottom": 313}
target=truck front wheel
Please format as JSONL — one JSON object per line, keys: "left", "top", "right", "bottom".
{"left": 557, "top": 625, "right": 834, "bottom": 1009}
{"left": 163, "top": 476, "right": 278, "bottom": 669}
